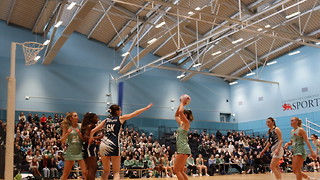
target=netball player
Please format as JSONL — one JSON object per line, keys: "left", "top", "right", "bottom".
{"left": 89, "top": 103, "right": 152, "bottom": 180}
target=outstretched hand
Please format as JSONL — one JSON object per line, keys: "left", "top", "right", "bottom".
{"left": 145, "top": 103, "right": 153, "bottom": 110}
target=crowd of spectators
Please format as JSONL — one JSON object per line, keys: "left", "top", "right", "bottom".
{"left": 0, "top": 112, "right": 318, "bottom": 179}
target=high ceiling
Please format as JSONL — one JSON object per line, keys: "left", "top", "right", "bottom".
{"left": 1, "top": 0, "right": 320, "bottom": 83}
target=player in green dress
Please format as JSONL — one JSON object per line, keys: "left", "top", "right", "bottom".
{"left": 311, "top": 134, "right": 320, "bottom": 155}
{"left": 173, "top": 100, "right": 193, "bottom": 180}
{"left": 310, "top": 134, "right": 320, "bottom": 170}
{"left": 60, "top": 112, "right": 87, "bottom": 180}
{"left": 284, "top": 117, "right": 317, "bottom": 180}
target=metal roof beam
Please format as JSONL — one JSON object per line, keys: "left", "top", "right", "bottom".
{"left": 154, "top": 65, "right": 279, "bottom": 85}
{"left": 153, "top": 32, "right": 177, "bottom": 54}
{"left": 42, "top": 0, "right": 98, "bottom": 65}
{"left": 32, "top": 0, "right": 50, "bottom": 33}
{"left": 6, "top": 0, "right": 16, "bottom": 24}
{"left": 225, "top": 29, "right": 320, "bottom": 79}
{"left": 171, "top": 0, "right": 286, "bottom": 66}
{"left": 108, "top": 2, "right": 150, "bottom": 47}
{"left": 180, "top": 36, "right": 261, "bottom": 81}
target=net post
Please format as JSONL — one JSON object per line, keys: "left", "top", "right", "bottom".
{"left": 5, "top": 42, "right": 17, "bottom": 179}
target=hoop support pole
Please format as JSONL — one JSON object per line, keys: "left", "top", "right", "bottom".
{"left": 5, "top": 42, "right": 17, "bottom": 179}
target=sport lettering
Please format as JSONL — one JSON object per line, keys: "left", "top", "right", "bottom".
{"left": 106, "top": 124, "right": 115, "bottom": 132}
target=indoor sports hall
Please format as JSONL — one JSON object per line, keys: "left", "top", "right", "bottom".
{"left": 0, "top": 0, "right": 320, "bottom": 180}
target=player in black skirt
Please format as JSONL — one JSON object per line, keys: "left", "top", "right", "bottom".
{"left": 81, "top": 112, "right": 101, "bottom": 180}
{"left": 89, "top": 103, "right": 152, "bottom": 180}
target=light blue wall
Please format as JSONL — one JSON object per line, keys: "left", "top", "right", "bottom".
{"left": 232, "top": 46, "right": 320, "bottom": 141}
{"left": 0, "top": 21, "right": 236, "bottom": 133}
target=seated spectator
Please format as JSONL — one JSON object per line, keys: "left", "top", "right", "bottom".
{"left": 253, "top": 155, "right": 265, "bottom": 174}
{"left": 40, "top": 114, "right": 47, "bottom": 126}
{"left": 230, "top": 155, "right": 243, "bottom": 174}
{"left": 169, "top": 154, "right": 176, "bottom": 178}
{"left": 218, "top": 155, "right": 227, "bottom": 174}
{"left": 196, "top": 154, "right": 209, "bottom": 176}
{"left": 57, "top": 157, "right": 64, "bottom": 177}
{"left": 305, "top": 154, "right": 319, "bottom": 172}
{"left": 208, "top": 154, "right": 215, "bottom": 176}
{"left": 48, "top": 157, "right": 59, "bottom": 179}
{"left": 27, "top": 113, "right": 33, "bottom": 124}
{"left": 161, "top": 154, "right": 172, "bottom": 177}
{"left": 153, "top": 153, "right": 163, "bottom": 177}
{"left": 186, "top": 155, "right": 197, "bottom": 176}
{"left": 26, "top": 150, "right": 33, "bottom": 164}
{"left": 30, "top": 158, "right": 42, "bottom": 178}
{"left": 19, "top": 112, "right": 26, "bottom": 124}
{"left": 40, "top": 154, "right": 50, "bottom": 179}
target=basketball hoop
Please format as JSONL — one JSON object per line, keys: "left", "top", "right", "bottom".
{"left": 21, "top": 42, "right": 45, "bottom": 65}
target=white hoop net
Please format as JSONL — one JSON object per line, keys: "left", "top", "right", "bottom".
{"left": 21, "top": 42, "right": 45, "bottom": 65}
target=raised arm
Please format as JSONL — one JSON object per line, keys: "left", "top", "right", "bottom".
{"left": 90, "top": 120, "right": 105, "bottom": 137}
{"left": 89, "top": 120, "right": 106, "bottom": 144}
{"left": 178, "top": 102, "right": 189, "bottom": 125}
{"left": 175, "top": 106, "right": 181, "bottom": 125}
{"left": 120, "top": 103, "right": 153, "bottom": 123}
{"left": 300, "top": 128, "right": 317, "bottom": 159}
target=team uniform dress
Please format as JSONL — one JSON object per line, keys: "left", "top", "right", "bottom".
{"left": 83, "top": 138, "right": 99, "bottom": 158}
{"left": 100, "top": 116, "right": 122, "bottom": 156}
{"left": 268, "top": 127, "right": 284, "bottom": 158}
{"left": 176, "top": 126, "right": 191, "bottom": 155}
{"left": 197, "top": 158, "right": 204, "bottom": 165}
{"left": 291, "top": 127, "right": 307, "bottom": 160}
{"left": 313, "top": 139, "right": 320, "bottom": 155}
{"left": 64, "top": 125, "right": 83, "bottom": 161}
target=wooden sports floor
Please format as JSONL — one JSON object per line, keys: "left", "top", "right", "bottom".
{"left": 143, "top": 172, "right": 319, "bottom": 179}
{"left": 81, "top": 172, "right": 320, "bottom": 180}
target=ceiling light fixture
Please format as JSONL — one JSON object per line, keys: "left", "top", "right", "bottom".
{"left": 155, "top": 22, "right": 166, "bottom": 28}
{"left": 54, "top": 21, "right": 63, "bottom": 28}
{"left": 67, "top": 2, "right": 76, "bottom": 10}
{"left": 246, "top": 72, "right": 255, "bottom": 76}
{"left": 316, "top": 42, "right": 320, "bottom": 45}
{"left": 288, "top": 51, "right": 301, "bottom": 56}
{"left": 267, "top": 61, "right": 277, "bottom": 66}
{"left": 147, "top": 38, "right": 157, "bottom": 44}
{"left": 188, "top": 11, "right": 195, "bottom": 15}
{"left": 265, "top": 24, "right": 271, "bottom": 28}
{"left": 43, "top": 40, "right": 50, "bottom": 45}
{"left": 195, "top": 7, "right": 201, "bottom": 11}
{"left": 212, "top": 51, "right": 222, "bottom": 56}
{"left": 113, "top": 66, "right": 120, "bottom": 71}
{"left": 232, "top": 38, "right": 244, "bottom": 44}
{"left": 192, "top": 63, "right": 202, "bottom": 68}
{"left": 229, "top": 81, "right": 238, "bottom": 85}
{"left": 177, "top": 74, "right": 186, "bottom": 79}
{"left": 122, "top": 52, "right": 129, "bottom": 57}
{"left": 285, "top": 11, "right": 301, "bottom": 19}
{"left": 257, "top": 28, "right": 263, "bottom": 31}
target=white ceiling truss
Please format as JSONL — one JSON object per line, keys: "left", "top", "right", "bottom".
{"left": 1, "top": 0, "right": 319, "bottom": 83}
